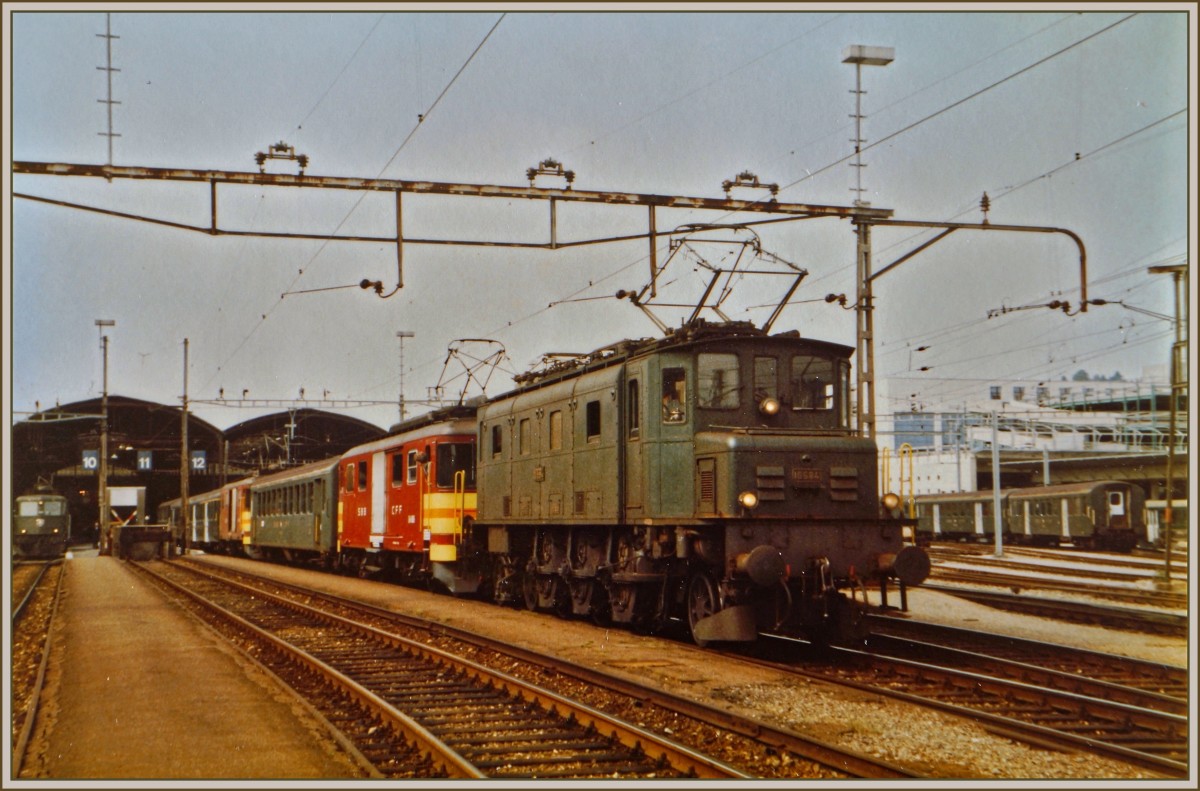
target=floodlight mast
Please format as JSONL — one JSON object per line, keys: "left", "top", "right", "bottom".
{"left": 843, "top": 44, "right": 894, "bottom": 439}
{"left": 95, "top": 319, "right": 115, "bottom": 552}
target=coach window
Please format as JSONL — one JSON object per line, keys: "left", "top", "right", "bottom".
{"left": 520, "top": 418, "right": 531, "bottom": 455}
{"left": 699, "top": 353, "right": 740, "bottom": 408}
{"left": 586, "top": 400, "right": 601, "bottom": 442}
{"left": 491, "top": 424, "right": 504, "bottom": 458}
{"left": 391, "top": 453, "right": 404, "bottom": 487}
{"left": 357, "top": 461, "right": 368, "bottom": 490}
{"left": 790, "top": 355, "right": 834, "bottom": 411}
{"left": 549, "top": 410, "right": 563, "bottom": 450}
{"left": 407, "top": 449, "right": 419, "bottom": 483}
{"left": 627, "top": 379, "right": 640, "bottom": 439}
{"left": 661, "top": 367, "right": 686, "bottom": 423}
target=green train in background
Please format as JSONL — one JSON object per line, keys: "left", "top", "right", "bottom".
{"left": 14, "top": 486, "right": 71, "bottom": 559}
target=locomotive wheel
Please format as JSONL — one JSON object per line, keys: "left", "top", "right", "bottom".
{"left": 521, "top": 566, "right": 539, "bottom": 611}
{"left": 590, "top": 583, "right": 612, "bottom": 627}
{"left": 686, "top": 572, "right": 720, "bottom": 646}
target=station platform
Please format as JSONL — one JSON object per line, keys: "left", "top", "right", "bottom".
{"left": 16, "top": 549, "right": 362, "bottom": 781}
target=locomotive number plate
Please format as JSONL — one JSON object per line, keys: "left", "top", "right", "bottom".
{"left": 791, "top": 468, "right": 822, "bottom": 487}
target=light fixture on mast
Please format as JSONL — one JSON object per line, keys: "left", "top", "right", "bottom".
{"left": 396, "top": 331, "right": 415, "bottom": 421}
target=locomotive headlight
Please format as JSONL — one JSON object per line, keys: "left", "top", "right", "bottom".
{"left": 738, "top": 491, "right": 760, "bottom": 510}
{"left": 758, "top": 396, "right": 781, "bottom": 416}
{"left": 881, "top": 492, "right": 901, "bottom": 512}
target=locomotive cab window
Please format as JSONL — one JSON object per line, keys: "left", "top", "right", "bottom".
{"left": 585, "top": 400, "right": 601, "bottom": 442}
{"left": 357, "top": 461, "right": 368, "bottom": 489}
{"left": 661, "top": 367, "right": 686, "bottom": 423}
{"left": 549, "top": 410, "right": 563, "bottom": 450}
{"left": 491, "top": 424, "right": 504, "bottom": 458}
{"left": 627, "top": 379, "right": 640, "bottom": 439}
{"left": 407, "top": 449, "right": 419, "bottom": 483}
{"left": 435, "top": 443, "right": 476, "bottom": 489}
{"left": 698, "top": 353, "right": 740, "bottom": 408}
{"left": 790, "top": 355, "right": 834, "bottom": 411}
{"left": 754, "top": 356, "right": 778, "bottom": 400}
{"left": 344, "top": 463, "right": 356, "bottom": 492}
{"left": 391, "top": 453, "right": 404, "bottom": 486}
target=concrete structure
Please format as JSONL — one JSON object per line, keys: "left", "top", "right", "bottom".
{"left": 875, "top": 374, "right": 1188, "bottom": 503}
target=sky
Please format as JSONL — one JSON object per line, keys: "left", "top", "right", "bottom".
{"left": 4, "top": 3, "right": 1195, "bottom": 432}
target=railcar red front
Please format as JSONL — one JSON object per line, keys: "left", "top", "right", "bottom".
{"left": 337, "top": 407, "right": 478, "bottom": 591}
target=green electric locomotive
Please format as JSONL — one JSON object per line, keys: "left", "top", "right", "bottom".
{"left": 14, "top": 487, "right": 71, "bottom": 559}
{"left": 470, "top": 320, "right": 929, "bottom": 645}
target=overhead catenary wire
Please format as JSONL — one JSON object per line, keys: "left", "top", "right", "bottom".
{"left": 540, "top": 13, "right": 1149, "bottom": 326}
{"left": 106, "top": 13, "right": 1168, "bottom": 422}
{"left": 293, "top": 13, "right": 387, "bottom": 137}
{"left": 200, "top": 13, "right": 507, "bottom": 398}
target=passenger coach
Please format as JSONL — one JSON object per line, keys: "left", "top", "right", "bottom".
{"left": 915, "top": 480, "right": 1145, "bottom": 551}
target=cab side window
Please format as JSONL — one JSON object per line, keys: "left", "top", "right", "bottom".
{"left": 661, "top": 367, "right": 686, "bottom": 423}
{"left": 627, "top": 379, "right": 640, "bottom": 439}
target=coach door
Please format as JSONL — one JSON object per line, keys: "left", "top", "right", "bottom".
{"left": 371, "top": 451, "right": 387, "bottom": 548}
{"left": 624, "top": 369, "right": 645, "bottom": 518}
{"left": 1107, "top": 488, "right": 1128, "bottom": 529}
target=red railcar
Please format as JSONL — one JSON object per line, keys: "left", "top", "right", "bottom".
{"left": 337, "top": 409, "right": 478, "bottom": 591}
{"left": 221, "top": 477, "right": 255, "bottom": 555}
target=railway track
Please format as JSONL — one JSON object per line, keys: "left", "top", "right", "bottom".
{"left": 998, "top": 546, "right": 1188, "bottom": 576}
{"left": 12, "top": 561, "right": 52, "bottom": 618}
{"left": 920, "top": 583, "right": 1188, "bottom": 636}
{"left": 131, "top": 559, "right": 758, "bottom": 779}
{"left": 865, "top": 616, "right": 1187, "bottom": 715}
{"left": 169, "top": 556, "right": 917, "bottom": 779}
{"left": 929, "top": 544, "right": 1187, "bottom": 588}
{"left": 927, "top": 556, "right": 1187, "bottom": 611}
{"left": 11, "top": 560, "right": 65, "bottom": 777}
{"left": 753, "top": 636, "right": 1188, "bottom": 778}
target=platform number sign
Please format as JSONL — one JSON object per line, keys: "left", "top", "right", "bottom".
{"left": 190, "top": 450, "right": 207, "bottom": 472}
{"left": 137, "top": 451, "right": 153, "bottom": 471}
{"left": 82, "top": 450, "right": 99, "bottom": 470}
